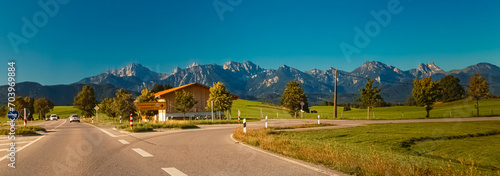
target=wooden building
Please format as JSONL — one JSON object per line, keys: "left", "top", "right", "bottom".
{"left": 154, "top": 82, "right": 237, "bottom": 120}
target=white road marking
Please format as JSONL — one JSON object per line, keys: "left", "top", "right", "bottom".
{"left": 0, "top": 149, "right": 6, "bottom": 151}
{"left": 0, "top": 141, "right": 29, "bottom": 146}
{"left": 132, "top": 148, "right": 153, "bottom": 157}
{"left": 118, "top": 139, "right": 130, "bottom": 144}
{"left": 162, "top": 167, "right": 188, "bottom": 176}
{"left": 84, "top": 123, "right": 118, "bottom": 137}
{"left": 0, "top": 136, "right": 45, "bottom": 162}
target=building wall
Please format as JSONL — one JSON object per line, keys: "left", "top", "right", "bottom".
{"left": 158, "top": 85, "right": 210, "bottom": 113}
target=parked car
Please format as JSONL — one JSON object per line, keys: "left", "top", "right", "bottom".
{"left": 46, "top": 115, "right": 50, "bottom": 121}
{"left": 49, "top": 114, "right": 58, "bottom": 121}
{"left": 69, "top": 114, "right": 80, "bottom": 123}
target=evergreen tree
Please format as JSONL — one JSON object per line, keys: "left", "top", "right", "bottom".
{"left": 468, "top": 73, "right": 490, "bottom": 116}
{"left": 34, "top": 98, "right": 54, "bottom": 120}
{"left": 112, "top": 89, "right": 136, "bottom": 119}
{"left": 412, "top": 77, "right": 440, "bottom": 118}
{"left": 359, "top": 79, "right": 384, "bottom": 119}
{"left": 439, "top": 75, "right": 465, "bottom": 102}
{"left": 74, "top": 85, "right": 97, "bottom": 117}
{"left": 281, "top": 81, "right": 309, "bottom": 117}
{"left": 206, "top": 82, "right": 233, "bottom": 120}
{"left": 175, "top": 90, "right": 198, "bottom": 120}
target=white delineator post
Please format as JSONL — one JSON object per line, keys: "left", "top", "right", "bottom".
{"left": 120, "top": 116, "right": 122, "bottom": 123}
{"left": 265, "top": 116, "right": 268, "bottom": 128}
{"left": 238, "top": 110, "right": 240, "bottom": 123}
{"left": 211, "top": 101, "right": 214, "bottom": 122}
{"left": 243, "top": 118, "right": 246, "bottom": 133}
{"left": 318, "top": 115, "right": 320, "bottom": 124}
{"left": 130, "top": 114, "right": 133, "bottom": 129}
{"left": 24, "top": 108, "right": 27, "bottom": 127}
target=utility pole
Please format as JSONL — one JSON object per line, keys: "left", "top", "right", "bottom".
{"left": 334, "top": 68, "right": 338, "bottom": 118}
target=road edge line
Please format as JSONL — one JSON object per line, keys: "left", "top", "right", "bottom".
{"left": 229, "top": 134, "right": 341, "bottom": 176}
{"left": 83, "top": 123, "right": 118, "bottom": 138}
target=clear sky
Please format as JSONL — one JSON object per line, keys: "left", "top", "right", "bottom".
{"left": 1, "top": 0, "right": 499, "bottom": 85}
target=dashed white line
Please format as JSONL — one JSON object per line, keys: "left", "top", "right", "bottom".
{"left": 162, "top": 167, "right": 188, "bottom": 176}
{"left": 118, "top": 139, "right": 130, "bottom": 144}
{"left": 0, "top": 136, "right": 45, "bottom": 162}
{"left": 132, "top": 148, "right": 153, "bottom": 157}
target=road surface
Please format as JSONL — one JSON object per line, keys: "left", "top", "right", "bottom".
{"left": 0, "top": 119, "right": 343, "bottom": 176}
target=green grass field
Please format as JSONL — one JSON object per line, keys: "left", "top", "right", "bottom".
{"left": 234, "top": 121, "right": 500, "bottom": 175}
{"left": 231, "top": 98, "right": 500, "bottom": 120}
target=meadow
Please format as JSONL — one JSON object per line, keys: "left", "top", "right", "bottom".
{"left": 233, "top": 121, "right": 500, "bottom": 175}
{"left": 231, "top": 98, "right": 500, "bottom": 120}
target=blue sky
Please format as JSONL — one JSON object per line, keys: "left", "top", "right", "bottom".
{"left": 1, "top": 0, "right": 499, "bottom": 85}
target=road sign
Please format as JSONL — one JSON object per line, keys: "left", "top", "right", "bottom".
{"left": 94, "top": 106, "right": 99, "bottom": 111}
{"left": 137, "top": 102, "right": 166, "bottom": 111}
{"left": 300, "top": 101, "right": 305, "bottom": 106}
{"left": 8, "top": 110, "right": 19, "bottom": 121}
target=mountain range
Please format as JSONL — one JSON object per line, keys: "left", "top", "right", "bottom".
{"left": 2, "top": 61, "right": 499, "bottom": 106}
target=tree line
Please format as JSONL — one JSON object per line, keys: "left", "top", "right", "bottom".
{"left": 0, "top": 96, "right": 54, "bottom": 120}
{"left": 279, "top": 73, "right": 492, "bottom": 119}
{"left": 72, "top": 83, "right": 234, "bottom": 120}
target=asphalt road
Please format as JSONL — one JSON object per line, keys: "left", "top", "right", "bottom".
{"left": 2, "top": 117, "right": 498, "bottom": 176}
{"left": 0, "top": 119, "right": 344, "bottom": 176}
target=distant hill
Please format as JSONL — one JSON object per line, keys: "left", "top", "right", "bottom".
{"left": 2, "top": 61, "right": 500, "bottom": 106}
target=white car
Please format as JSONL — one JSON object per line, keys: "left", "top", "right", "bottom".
{"left": 49, "top": 114, "right": 58, "bottom": 121}
{"left": 69, "top": 114, "right": 80, "bottom": 123}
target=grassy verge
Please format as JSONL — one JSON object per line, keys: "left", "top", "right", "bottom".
{"left": 0, "top": 126, "right": 46, "bottom": 135}
{"left": 233, "top": 121, "right": 500, "bottom": 175}
{"left": 115, "top": 121, "right": 198, "bottom": 132}
{"left": 273, "top": 123, "right": 335, "bottom": 130}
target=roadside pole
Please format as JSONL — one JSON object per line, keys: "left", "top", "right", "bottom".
{"left": 211, "top": 101, "right": 214, "bottom": 122}
{"left": 265, "top": 116, "right": 268, "bottom": 128}
{"left": 238, "top": 110, "right": 240, "bottom": 123}
{"left": 120, "top": 116, "right": 122, "bottom": 124}
{"left": 94, "top": 105, "right": 99, "bottom": 123}
{"left": 318, "top": 115, "right": 320, "bottom": 125}
{"left": 300, "top": 101, "right": 304, "bottom": 119}
{"left": 130, "top": 114, "right": 133, "bottom": 129}
{"left": 24, "top": 108, "right": 27, "bottom": 127}
{"left": 243, "top": 118, "right": 246, "bottom": 133}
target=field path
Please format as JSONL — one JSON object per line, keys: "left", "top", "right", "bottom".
{"left": 250, "top": 117, "right": 500, "bottom": 131}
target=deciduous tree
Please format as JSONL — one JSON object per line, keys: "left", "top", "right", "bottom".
{"left": 112, "top": 89, "right": 136, "bottom": 119}
{"left": 412, "top": 78, "right": 440, "bottom": 118}
{"left": 136, "top": 88, "right": 158, "bottom": 120}
{"left": 100, "top": 98, "right": 116, "bottom": 118}
{"left": 439, "top": 75, "right": 465, "bottom": 102}
{"left": 73, "top": 85, "right": 97, "bottom": 117}
{"left": 175, "top": 90, "right": 198, "bottom": 120}
{"left": 34, "top": 98, "right": 54, "bottom": 120}
{"left": 468, "top": 73, "right": 490, "bottom": 116}
{"left": 206, "top": 82, "right": 233, "bottom": 120}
